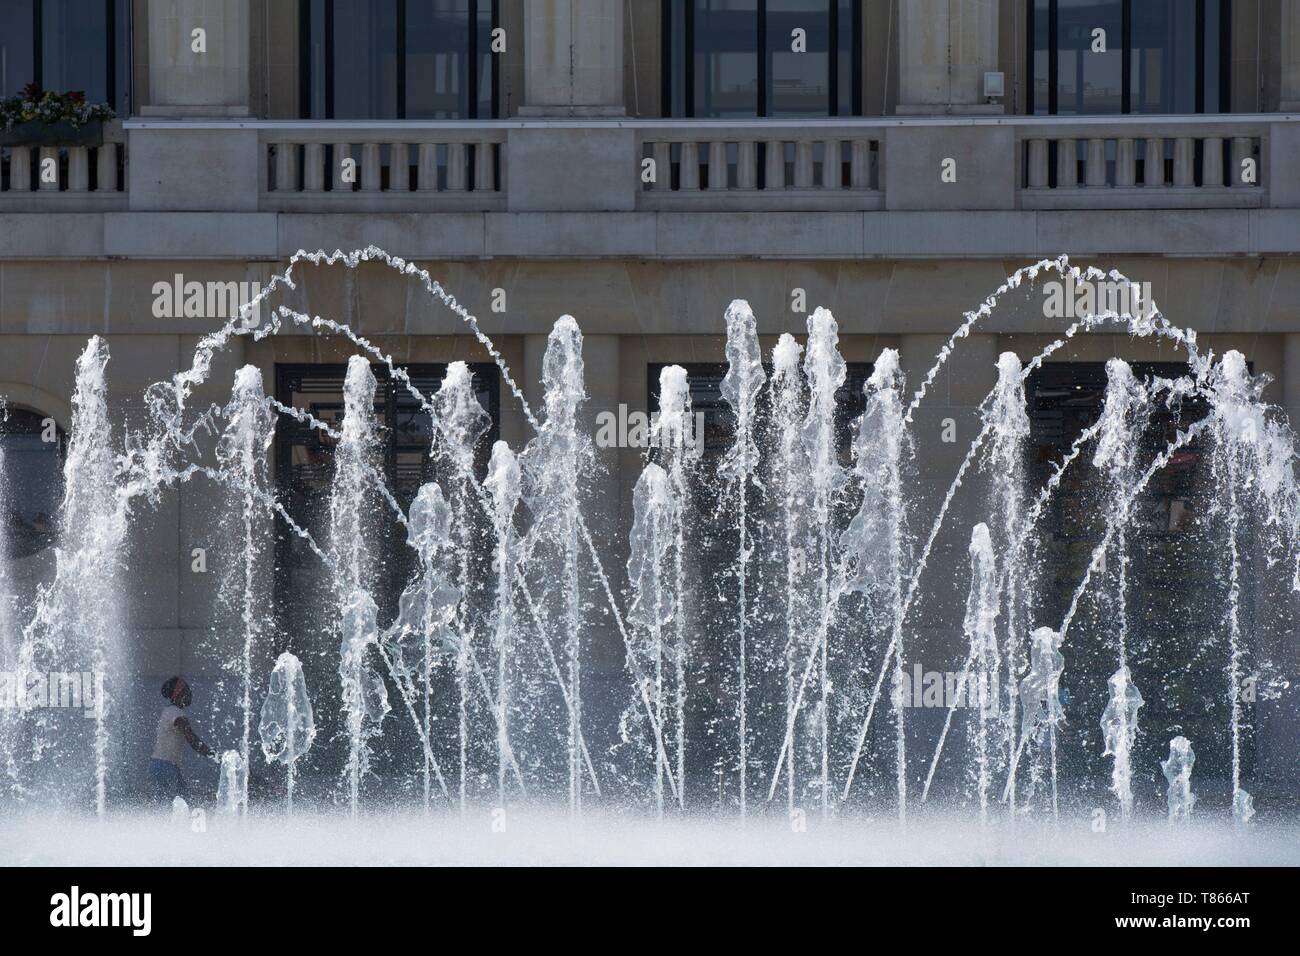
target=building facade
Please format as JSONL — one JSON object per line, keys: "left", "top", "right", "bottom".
{"left": 2, "top": 0, "right": 1299, "bottom": 805}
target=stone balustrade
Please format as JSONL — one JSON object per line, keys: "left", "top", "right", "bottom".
{"left": 3, "top": 115, "right": 1296, "bottom": 216}
{"left": 260, "top": 123, "right": 506, "bottom": 211}
{"left": 1017, "top": 116, "right": 1267, "bottom": 209}
{"left": 638, "top": 122, "right": 884, "bottom": 210}
{"left": 0, "top": 121, "right": 127, "bottom": 209}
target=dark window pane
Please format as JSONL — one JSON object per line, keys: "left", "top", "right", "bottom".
{"left": 307, "top": 0, "right": 327, "bottom": 118}
{"left": 0, "top": 1, "right": 35, "bottom": 100}
{"left": 332, "top": 0, "right": 398, "bottom": 119}
{"left": 1056, "top": 0, "right": 1123, "bottom": 114}
{"left": 668, "top": 0, "right": 688, "bottom": 116}
{"left": 669, "top": 1, "right": 860, "bottom": 118}
{"left": 1031, "top": 1, "right": 1225, "bottom": 116}
{"left": 696, "top": 0, "right": 758, "bottom": 117}
{"left": 1203, "top": 0, "right": 1225, "bottom": 112}
{"left": 1031, "top": 0, "right": 1050, "bottom": 114}
{"left": 476, "top": 0, "right": 494, "bottom": 118}
{"left": 1130, "top": 0, "right": 1197, "bottom": 114}
{"left": 303, "top": 1, "right": 494, "bottom": 119}
{"left": 0, "top": 409, "right": 65, "bottom": 561}
{"left": 407, "top": 0, "right": 469, "bottom": 119}
{"left": 836, "top": 0, "right": 853, "bottom": 115}
{"left": 768, "top": 0, "right": 830, "bottom": 116}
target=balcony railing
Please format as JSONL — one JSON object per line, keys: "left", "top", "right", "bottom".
{"left": 1014, "top": 115, "right": 1267, "bottom": 209}
{"left": 4, "top": 114, "right": 1296, "bottom": 216}
{"left": 0, "top": 120, "right": 127, "bottom": 209}
{"left": 259, "top": 122, "right": 505, "bottom": 211}
{"left": 636, "top": 120, "right": 884, "bottom": 211}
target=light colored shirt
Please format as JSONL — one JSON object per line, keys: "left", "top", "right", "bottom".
{"left": 151, "top": 704, "right": 187, "bottom": 765}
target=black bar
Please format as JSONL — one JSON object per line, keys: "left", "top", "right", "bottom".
{"left": 1219, "top": 0, "right": 1231, "bottom": 112}
{"left": 1195, "top": 0, "right": 1205, "bottom": 113}
{"left": 106, "top": 0, "right": 116, "bottom": 111}
{"left": 33, "top": 0, "right": 42, "bottom": 87}
{"left": 828, "top": 0, "right": 838, "bottom": 116}
{"left": 1026, "top": 0, "right": 1035, "bottom": 113}
{"left": 661, "top": 0, "right": 673, "bottom": 115}
{"left": 1048, "top": 0, "right": 1058, "bottom": 114}
{"left": 491, "top": 0, "right": 500, "bottom": 118}
{"left": 324, "top": 0, "right": 335, "bottom": 118}
{"left": 757, "top": 0, "right": 767, "bottom": 116}
{"left": 467, "top": 0, "right": 478, "bottom": 119}
{"left": 396, "top": 0, "right": 406, "bottom": 118}
{"left": 1120, "top": 0, "right": 1130, "bottom": 113}
{"left": 684, "top": 0, "right": 694, "bottom": 117}
{"left": 127, "top": 0, "right": 135, "bottom": 112}
{"left": 299, "top": 0, "right": 312, "bottom": 117}
{"left": 7, "top": 868, "right": 1287, "bottom": 942}
{"left": 851, "top": 0, "right": 861, "bottom": 115}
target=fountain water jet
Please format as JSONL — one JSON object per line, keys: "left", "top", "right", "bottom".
{"left": 331, "top": 357, "right": 391, "bottom": 816}
{"left": 767, "top": 334, "right": 810, "bottom": 812}
{"left": 1010, "top": 626, "right": 1065, "bottom": 816}
{"left": 433, "top": 362, "right": 492, "bottom": 814}
{"left": 719, "top": 302, "right": 765, "bottom": 819}
{"left": 1160, "top": 735, "right": 1195, "bottom": 825}
{"left": 627, "top": 462, "right": 679, "bottom": 817}
{"left": 838, "top": 348, "right": 910, "bottom": 821}
{"left": 214, "top": 365, "right": 276, "bottom": 812}
{"left": 259, "top": 651, "right": 316, "bottom": 815}
{"left": 17, "top": 337, "right": 125, "bottom": 817}
{"left": 801, "top": 309, "right": 847, "bottom": 818}
{"left": 648, "top": 364, "right": 694, "bottom": 809}
{"left": 484, "top": 441, "right": 522, "bottom": 811}
{"left": 921, "top": 523, "right": 999, "bottom": 819}
{"left": 521, "top": 317, "right": 590, "bottom": 814}
{"left": 986, "top": 353, "right": 1033, "bottom": 817}
{"left": 1093, "top": 359, "right": 1150, "bottom": 824}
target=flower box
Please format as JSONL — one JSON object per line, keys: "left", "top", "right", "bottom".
{"left": 0, "top": 119, "right": 104, "bottom": 147}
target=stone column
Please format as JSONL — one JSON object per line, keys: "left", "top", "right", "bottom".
{"left": 1282, "top": 0, "right": 1300, "bottom": 110}
{"left": 521, "top": 0, "right": 625, "bottom": 116}
{"left": 897, "top": 0, "right": 1002, "bottom": 115}
{"left": 141, "top": 0, "right": 251, "bottom": 117}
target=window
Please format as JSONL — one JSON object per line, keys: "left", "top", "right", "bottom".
{"left": 0, "top": 408, "right": 65, "bottom": 561}
{"left": 273, "top": 363, "right": 500, "bottom": 644}
{"left": 300, "top": 0, "right": 498, "bottom": 119}
{"left": 663, "top": 0, "right": 863, "bottom": 117}
{"left": 1025, "top": 361, "right": 1238, "bottom": 781}
{"left": 1028, "top": 0, "right": 1230, "bottom": 115}
{"left": 0, "top": 1, "right": 129, "bottom": 111}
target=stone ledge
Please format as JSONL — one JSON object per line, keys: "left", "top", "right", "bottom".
{"left": 0, "top": 208, "right": 1295, "bottom": 260}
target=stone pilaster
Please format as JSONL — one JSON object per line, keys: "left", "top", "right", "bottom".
{"left": 141, "top": 0, "right": 251, "bottom": 117}
{"left": 521, "top": 0, "right": 625, "bottom": 116}
{"left": 897, "top": 0, "right": 1002, "bottom": 115}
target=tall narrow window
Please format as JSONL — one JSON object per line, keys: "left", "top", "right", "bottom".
{"left": 0, "top": 1, "right": 129, "bottom": 112}
{"left": 301, "top": 0, "right": 498, "bottom": 119}
{"left": 1028, "top": 0, "right": 1230, "bottom": 115}
{"left": 0, "top": 409, "right": 65, "bottom": 561}
{"left": 664, "top": 0, "right": 862, "bottom": 117}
